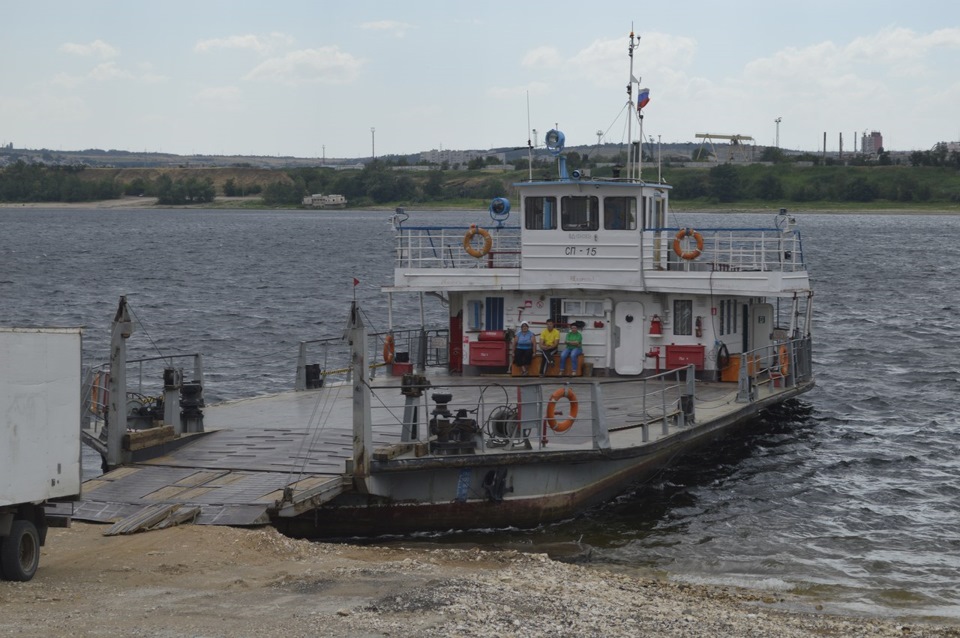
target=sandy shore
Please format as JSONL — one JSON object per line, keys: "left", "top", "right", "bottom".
{"left": 1, "top": 523, "right": 957, "bottom": 637}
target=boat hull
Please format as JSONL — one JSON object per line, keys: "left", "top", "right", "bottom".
{"left": 274, "top": 381, "right": 812, "bottom": 538}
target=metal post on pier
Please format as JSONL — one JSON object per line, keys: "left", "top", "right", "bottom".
{"left": 106, "top": 296, "right": 134, "bottom": 469}
{"left": 589, "top": 382, "right": 611, "bottom": 450}
{"left": 680, "top": 365, "right": 696, "bottom": 426}
{"left": 348, "top": 302, "right": 373, "bottom": 485}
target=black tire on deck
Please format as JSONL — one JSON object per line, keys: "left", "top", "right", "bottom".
{"left": 0, "top": 520, "right": 41, "bottom": 582}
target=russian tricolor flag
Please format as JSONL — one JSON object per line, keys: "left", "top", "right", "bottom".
{"left": 637, "top": 88, "right": 651, "bottom": 110}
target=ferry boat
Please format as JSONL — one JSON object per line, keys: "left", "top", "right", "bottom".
{"left": 74, "top": 32, "right": 814, "bottom": 538}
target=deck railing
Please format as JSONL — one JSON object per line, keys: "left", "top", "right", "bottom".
{"left": 733, "top": 335, "right": 813, "bottom": 402}
{"left": 295, "top": 327, "right": 450, "bottom": 390}
{"left": 651, "top": 227, "right": 806, "bottom": 272}
{"left": 366, "top": 365, "right": 697, "bottom": 455}
{"left": 395, "top": 225, "right": 522, "bottom": 269}
{"left": 394, "top": 225, "right": 805, "bottom": 273}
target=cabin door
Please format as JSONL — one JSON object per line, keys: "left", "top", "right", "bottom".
{"left": 614, "top": 301, "right": 645, "bottom": 375}
{"left": 747, "top": 303, "right": 775, "bottom": 367}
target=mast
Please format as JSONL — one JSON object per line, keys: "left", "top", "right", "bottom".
{"left": 626, "top": 30, "right": 636, "bottom": 180}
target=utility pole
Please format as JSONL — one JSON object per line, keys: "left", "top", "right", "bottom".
{"left": 775, "top": 117, "right": 782, "bottom": 148}
{"left": 371, "top": 127, "right": 376, "bottom": 159}
{"left": 322, "top": 145, "right": 325, "bottom": 166}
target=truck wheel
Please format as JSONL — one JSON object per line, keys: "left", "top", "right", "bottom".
{"left": 0, "top": 520, "right": 40, "bottom": 582}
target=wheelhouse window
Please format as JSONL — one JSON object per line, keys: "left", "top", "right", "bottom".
{"left": 719, "top": 299, "right": 739, "bottom": 336}
{"left": 603, "top": 197, "right": 637, "bottom": 230}
{"left": 524, "top": 196, "right": 557, "bottom": 230}
{"left": 673, "top": 300, "right": 693, "bottom": 336}
{"left": 561, "top": 196, "right": 599, "bottom": 231}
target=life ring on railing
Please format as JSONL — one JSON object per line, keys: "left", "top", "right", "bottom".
{"left": 778, "top": 344, "right": 790, "bottom": 377}
{"left": 673, "top": 228, "right": 704, "bottom": 260}
{"left": 546, "top": 387, "right": 578, "bottom": 433}
{"left": 463, "top": 224, "right": 493, "bottom": 258}
{"left": 383, "top": 334, "right": 395, "bottom": 364}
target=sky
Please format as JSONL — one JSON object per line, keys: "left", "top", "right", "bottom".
{"left": 3, "top": 1, "right": 959, "bottom": 158}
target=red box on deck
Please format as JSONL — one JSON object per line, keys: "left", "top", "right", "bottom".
{"left": 665, "top": 344, "right": 705, "bottom": 370}
{"left": 469, "top": 341, "right": 508, "bottom": 367}
{"left": 391, "top": 362, "right": 413, "bottom": 376}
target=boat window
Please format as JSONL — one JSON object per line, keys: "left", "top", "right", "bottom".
{"left": 560, "top": 196, "right": 599, "bottom": 231}
{"left": 562, "top": 300, "right": 582, "bottom": 315}
{"left": 719, "top": 299, "right": 739, "bottom": 336}
{"left": 485, "top": 296, "right": 504, "bottom": 330}
{"left": 524, "top": 197, "right": 557, "bottom": 230}
{"left": 562, "top": 299, "right": 604, "bottom": 317}
{"left": 603, "top": 197, "right": 637, "bottom": 230}
{"left": 583, "top": 300, "right": 604, "bottom": 316}
{"left": 467, "top": 300, "right": 482, "bottom": 331}
{"left": 673, "top": 300, "right": 693, "bottom": 336}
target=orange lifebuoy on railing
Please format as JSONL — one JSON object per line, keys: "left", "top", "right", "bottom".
{"left": 778, "top": 344, "right": 789, "bottom": 377}
{"left": 673, "top": 227, "right": 704, "bottom": 260}
{"left": 383, "top": 334, "right": 395, "bottom": 364}
{"left": 463, "top": 224, "right": 493, "bottom": 258}
{"left": 546, "top": 387, "right": 578, "bottom": 433}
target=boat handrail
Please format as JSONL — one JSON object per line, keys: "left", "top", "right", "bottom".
{"left": 365, "top": 365, "right": 696, "bottom": 455}
{"left": 394, "top": 225, "right": 805, "bottom": 273}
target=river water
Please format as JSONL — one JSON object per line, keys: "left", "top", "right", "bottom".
{"left": 2, "top": 206, "right": 959, "bottom": 621}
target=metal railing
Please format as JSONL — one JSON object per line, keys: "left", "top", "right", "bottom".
{"left": 395, "top": 225, "right": 522, "bottom": 269}
{"left": 365, "top": 365, "right": 697, "bottom": 456}
{"left": 295, "top": 327, "right": 450, "bottom": 390}
{"left": 651, "top": 227, "right": 806, "bottom": 273}
{"left": 733, "top": 335, "right": 813, "bottom": 402}
{"left": 393, "top": 225, "right": 805, "bottom": 274}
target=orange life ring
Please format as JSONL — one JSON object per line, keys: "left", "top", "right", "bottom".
{"left": 673, "top": 228, "right": 704, "bottom": 260}
{"left": 778, "top": 344, "right": 789, "bottom": 377}
{"left": 463, "top": 224, "right": 492, "bottom": 258}
{"left": 383, "top": 334, "right": 395, "bottom": 364}
{"left": 546, "top": 387, "right": 578, "bottom": 433}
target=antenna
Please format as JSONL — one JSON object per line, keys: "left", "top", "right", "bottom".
{"left": 596, "top": 130, "right": 603, "bottom": 146}
{"left": 526, "top": 91, "right": 533, "bottom": 181}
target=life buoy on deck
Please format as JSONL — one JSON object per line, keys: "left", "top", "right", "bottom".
{"left": 383, "top": 334, "right": 395, "bottom": 364}
{"left": 778, "top": 344, "right": 790, "bottom": 377}
{"left": 673, "top": 228, "right": 704, "bottom": 260}
{"left": 463, "top": 224, "right": 493, "bottom": 258}
{"left": 546, "top": 387, "right": 578, "bottom": 433}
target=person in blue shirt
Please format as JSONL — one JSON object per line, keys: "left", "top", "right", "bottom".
{"left": 512, "top": 321, "right": 537, "bottom": 376}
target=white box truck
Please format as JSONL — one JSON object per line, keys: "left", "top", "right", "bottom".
{"left": 0, "top": 328, "right": 82, "bottom": 581}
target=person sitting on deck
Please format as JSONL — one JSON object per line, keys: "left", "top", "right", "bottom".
{"left": 538, "top": 319, "right": 560, "bottom": 376}
{"left": 559, "top": 323, "right": 583, "bottom": 376}
{"left": 513, "top": 321, "right": 536, "bottom": 376}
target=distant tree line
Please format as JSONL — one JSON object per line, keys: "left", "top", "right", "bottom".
{"left": 664, "top": 163, "right": 960, "bottom": 205}
{"left": 909, "top": 142, "right": 960, "bottom": 168}
{"left": 0, "top": 161, "right": 220, "bottom": 204}
{"left": 4, "top": 154, "right": 960, "bottom": 207}
{"left": 259, "top": 160, "right": 509, "bottom": 206}
{"left": 0, "top": 161, "right": 121, "bottom": 202}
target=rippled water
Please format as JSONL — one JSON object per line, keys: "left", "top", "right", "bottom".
{"left": 3, "top": 206, "right": 959, "bottom": 620}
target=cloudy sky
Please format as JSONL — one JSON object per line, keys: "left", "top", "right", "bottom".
{"left": 3, "top": 0, "right": 958, "bottom": 158}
